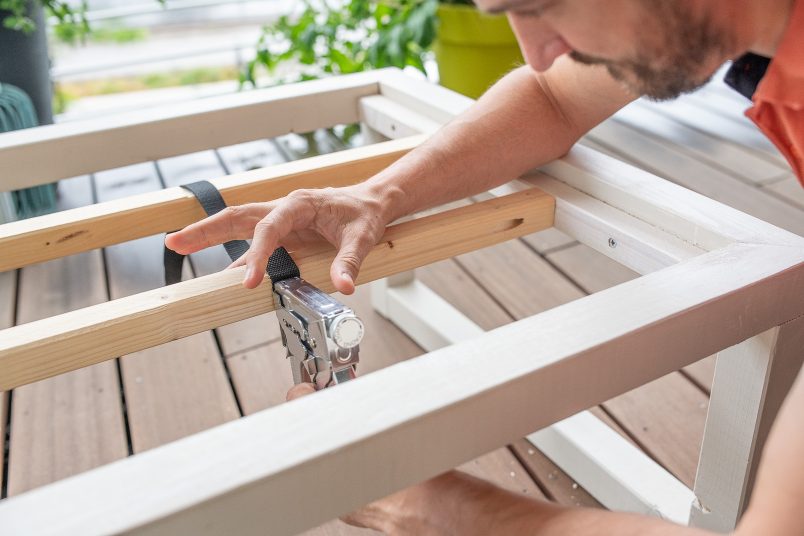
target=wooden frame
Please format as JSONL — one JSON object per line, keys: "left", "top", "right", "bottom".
{"left": 0, "top": 69, "right": 801, "bottom": 535}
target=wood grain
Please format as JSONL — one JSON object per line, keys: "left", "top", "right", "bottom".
{"left": 2, "top": 242, "right": 799, "bottom": 536}
{"left": 0, "top": 72, "right": 380, "bottom": 190}
{"left": 0, "top": 269, "right": 14, "bottom": 491}
{"left": 417, "top": 258, "right": 600, "bottom": 504}
{"left": 158, "top": 149, "right": 285, "bottom": 355}
{"left": 0, "top": 188, "right": 555, "bottom": 390}
{"left": 227, "top": 284, "right": 545, "bottom": 535}
{"left": 0, "top": 135, "right": 425, "bottom": 272}
{"left": 6, "top": 177, "right": 128, "bottom": 497}
{"left": 94, "top": 163, "right": 240, "bottom": 453}
{"left": 456, "top": 239, "right": 714, "bottom": 489}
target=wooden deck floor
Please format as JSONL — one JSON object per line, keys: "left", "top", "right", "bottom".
{"left": 1, "top": 76, "right": 802, "bottom": 533}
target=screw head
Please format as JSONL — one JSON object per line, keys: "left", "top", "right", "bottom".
{"left": 608, "top": 237, "right": 617, "bottom": 248}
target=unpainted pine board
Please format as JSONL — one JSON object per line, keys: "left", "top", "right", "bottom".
{"left": 602, "top": 373, "right": 709, "bottom": 488}
{"left": 457, "top": 239, "right": 710, "bottom": 488}
{"left": 94, "top": 163, "right": 239, "bottom": 453}
{"left": 0, "top": 188, "right": 554, "bottom": 386}
{"left": 417, "top": 258, "right": 601, "bottom": 505}
{"left": 158, "top": 150, "right": 283, "bottom": 355}
{"left": 7, "top": 176, "right": 128, "bottom": 496}
{"left": 521, "top": 228, "right": 576, "bottom": 254}
{"left": 588, "top": 119, "right": 804, "bottom": 238}
{"left": 763, "top": 175, "right": 804, "bottom": 211}
{"left": 0, "top": 269, "right": 14, "bottom": 492}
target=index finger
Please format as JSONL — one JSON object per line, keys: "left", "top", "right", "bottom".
{"left": 165, "top": 203, "right": 269, "bottom": 255}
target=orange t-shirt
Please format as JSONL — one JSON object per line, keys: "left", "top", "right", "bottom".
{"left": 745, "top": 0, "right": 804, "bottom": 185}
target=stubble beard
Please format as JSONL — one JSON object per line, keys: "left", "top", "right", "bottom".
{"left": 569, "top": 3, "right": 735, "bottom": 101}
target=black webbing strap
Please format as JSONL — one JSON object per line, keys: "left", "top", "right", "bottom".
{"left": 163, "top": 180, "right": 299, "bottom": 287}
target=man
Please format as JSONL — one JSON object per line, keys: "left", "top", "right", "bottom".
{"left": 166, "top": 1, "right": 804, "bottom": 533}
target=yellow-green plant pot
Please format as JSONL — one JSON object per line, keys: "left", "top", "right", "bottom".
{"left": 434, "top": 4, "right": 524, "bottom": 99}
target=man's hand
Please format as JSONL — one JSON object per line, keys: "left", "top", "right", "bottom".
{"left": 164, "top": 184, "right": 390, "bottom": 294}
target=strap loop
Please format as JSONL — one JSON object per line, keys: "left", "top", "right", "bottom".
{"left": 163, "top": 180, "right": 299, "bottom": 287}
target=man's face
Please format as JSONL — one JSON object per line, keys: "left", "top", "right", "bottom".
{"left": 475, "top": 0, "right": 737, "bottom": 100}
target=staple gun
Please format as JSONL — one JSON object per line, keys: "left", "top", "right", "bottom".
{"left": 273, "top": 277, "right": 364, "bottom": 390}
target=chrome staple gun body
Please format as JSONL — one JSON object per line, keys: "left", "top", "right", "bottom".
{"left": 273, "top": 277, "right": 364, "bottom": 390}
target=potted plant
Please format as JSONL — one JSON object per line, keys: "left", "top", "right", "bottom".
{"left": 435, "top": 0, "right": 522, "bottom": 98}
{"left": 244, "top": 0, "right": 523, "bottom": 99}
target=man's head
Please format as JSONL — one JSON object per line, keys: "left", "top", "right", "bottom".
{"left": 475, "top": 0, "right": 741, "bottom": 100}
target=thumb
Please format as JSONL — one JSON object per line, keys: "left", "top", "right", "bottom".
{"left": 286, "top": 383, "right": 316, "bottom": 401}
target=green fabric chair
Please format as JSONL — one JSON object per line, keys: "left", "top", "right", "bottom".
{"left": 0, "top": 82, "right": 58, "bottom": 221}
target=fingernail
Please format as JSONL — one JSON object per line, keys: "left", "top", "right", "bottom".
{"left": 244, "top": 266, "right": 253, "bottom": 283}
{"left": 341, "top": 271, "right": 352, "bottom": 283}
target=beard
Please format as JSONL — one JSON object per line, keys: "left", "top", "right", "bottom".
{"left": 569, "top": 3, "right": 734, "bottom": 101}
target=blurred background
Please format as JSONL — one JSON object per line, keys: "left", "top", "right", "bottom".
{"left": 0, "top": 0, "right": 522, "bottom": 219}
{"left": 1, "top": 0, "right": 523, "bottom": 122}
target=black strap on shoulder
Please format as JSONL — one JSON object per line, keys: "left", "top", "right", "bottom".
{"left": 163, "top": 180, "right": 299, "bottom": 287}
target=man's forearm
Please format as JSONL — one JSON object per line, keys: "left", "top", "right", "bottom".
{"left": 362, "top": 59, "right": 635, "bottom": 223}
{"left": 364, "top": 66, "right": 577, "bottom": 222}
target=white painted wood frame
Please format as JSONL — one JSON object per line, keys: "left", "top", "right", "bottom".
{"left": 0, "top": 69, "right": 801, "bottom": 535}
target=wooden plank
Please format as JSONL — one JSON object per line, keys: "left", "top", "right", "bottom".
{"left": 763, "top": 174, "right": 804, "bottom": 210}
{"left": 521, "top": 228, "right": 575, "bottom": 254}
{"left": 601, "top": 374, "right": 708, "bottom": 488}
{"left": 510, "top": 439, "right": 601, "bottom": 507}
{"left": 216, "top": 140, "right": 286, "bottom": 174}
{"left": 683, "top": 357, "right": 717, "bottom": 394}
{"left": 519, "top": 174, "right": 705, "bottom": 274}
{"left": 546, "top": 242, "right": 639, "bottom": 293}
{"left": 228, "top": 285, "right": 545, "bottom": 536}
{"left": 526, "top": 412, "right": 695, "bottom": 523}
{"left": 6, "top": 177, "right": 128, "bottom": 497}
{"left": 0, "top": 72, "right": 380, "bottom": 189}
{"left": 93, "top": 163, "right": 239, "bottom": 453}
{"left": 0, "top": 135, "right": 425, "bottom": 272}
{"left": 1, "top": 242, "right": 800, "bottom": 536}
{"left": 0, "top": 268, "right": 15, "bottom": 492}
{"left": 417, "top": 259, "right": 603, "bottom": 505}
{"left": 548, "top": 243, "right": 717, "bottom": 395}
{"left": 544, "top": 145, "right": 804, "bottom": 249}
{"left": 359, "top": 95, "right": 442, "bottom": 138}
{"left": 690, "top": 316, "right": 804, "bottom": 531}
{"left": 640, "top": 97, "right": 783, "bottom": 160}
{"left": 615, "top": 101, "right": 788, "bottom": 184}
{"left": 158, "top": 150, "right": 284, "bottom": 355}
{"left": 0, "top": 188, "right": 555, "bottom": 390}
{"left": 586, "top": 119, "right": 804, "bottom": 238}
{"left": 458, "top": 240, "right": 712, "bottom": 488}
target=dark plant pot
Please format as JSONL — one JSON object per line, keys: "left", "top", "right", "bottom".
{"left": 433, "top": 4, "right": 524, "bottom": 99}
{"left": 0, "top": 3, "right": 54, "bottom": 125}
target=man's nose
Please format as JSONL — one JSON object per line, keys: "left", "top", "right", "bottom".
{"left": 507, "top": 13, "right": 571, "bottom": 71}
